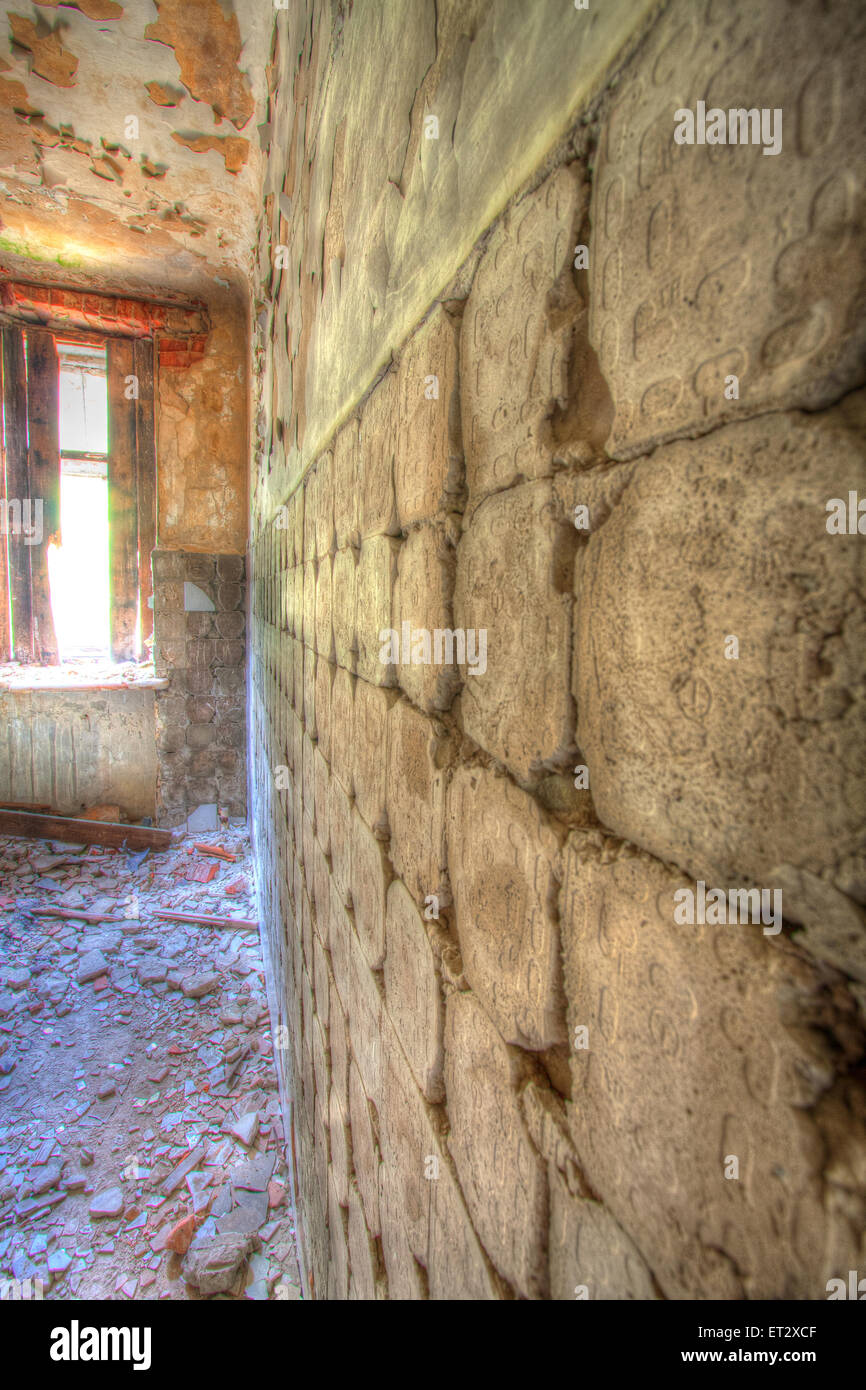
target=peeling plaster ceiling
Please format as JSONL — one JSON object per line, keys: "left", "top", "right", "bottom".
{"left": 0, "top": 0, "right": 273, "bottom": 298}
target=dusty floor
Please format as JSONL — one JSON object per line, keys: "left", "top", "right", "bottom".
{"left": 0, "top": 826, "right": 301, "bottom": 1301}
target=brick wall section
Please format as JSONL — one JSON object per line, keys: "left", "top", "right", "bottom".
{"left": 152, "top": 550, "right": 246, "bottom": 826}
{"left": 249, "top": 0, "right": 866, "bottom": 1299}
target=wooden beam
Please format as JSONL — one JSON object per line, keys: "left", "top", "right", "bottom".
{"left": 2, "top": 327, "right": 33, "bottom": 662}
{"left": 26, "top": 907, "right": 127, "bottom": 923}
{"left": 154, "top": 910, "right": 258, "bottom": 929}
{"left": 25, "top": 329, "right": 60, "bottom": 665}
{"left": 134, "top": 336, "right": 156, "bottom": 649}
{"left": 0, "top": 808, "right": 172, "bottom": 849}
{"left": 107, "top": 338, "right": 138, "bottom": 662}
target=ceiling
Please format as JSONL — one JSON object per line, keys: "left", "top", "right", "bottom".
{"left": 0, "top": 0, "right": 273, "bottom": 301}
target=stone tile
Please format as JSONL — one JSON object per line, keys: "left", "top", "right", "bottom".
{"left": 303, "top": 558, "right": 317, "bottom": 651}
{"left": 355, "top": 535, "right": 399, "bottom": 685}
{"left": 349, "top": 1057, "right": 381, "bottom": 1238}
{"left": 393, "top": 522, "right": 460, "bottom": 713}
{"left": 589, "top": 0, "right": 866, "bottom": 460}
{"left": 331, "top": 546, "right": 357, "bottom": 674}
{"left": 395, "top": 305, "right": 463, "bottom": 524}
{"left": 461, "top": 163, "right": 585, "bottom": 501}
{"left": 559, "top": 834, "right": 846, "bottom": 1299}
{"left": 353, "top": 678, "right": 398, "bottom": 835}
{"left": 444, "top": 991, "right": 548, "bottom": 1299}
{"left": 350, "top": 807, "right": 391, "bottom": 970}
{"left": 329, "top": 667, "right": 355, "bottom": 796}
{"left": 447, "top": 765, "right": 566, "bottom": 1050}
{"left": 454, "top": 479, "right": 575, "bottom": 782}
{"left": 548, "top": 1168, "right": 657, "bottom": 1301}
{"left": 386, "top": 697, "right": 449, "bottom": 906}
{"left": 575, "top": 397, "right": 866, "bottom": 911}
{"left": 314, "top": 657, "right": 335, "bottom": 763}
{"left": 378, "top": 1039, "right": 438, "bottom": 1292}
{"left": 315, "top": 552, "right": 334, "bottom": 662}
{"left": 328, "top": 775, "right": 353, "bottom": 908}
{"left": 333, "top": 418, "right": 361, "bottom": 550}
{"left": 358, "top": 370, "right": 400, "bottom": 539}
{"left": 384, "top": 878, "right": 445, "bottom": 1102}
{"left": 347, "top": 1180, "right": 382, "bottom": 1300}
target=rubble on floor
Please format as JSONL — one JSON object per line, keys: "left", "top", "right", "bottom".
{"left": 0, "top": 828, "right": 301, "bottom": 1300}
{"left": 0, "top": 659, "right": 166, "bottom": 691}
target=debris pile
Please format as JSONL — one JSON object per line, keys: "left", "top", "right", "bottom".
{"left": 0, "top": 828, "right": 301, "bottom": 1300}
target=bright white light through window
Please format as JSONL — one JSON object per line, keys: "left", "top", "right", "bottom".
{"left": 48, "top": 341, "right": 111, "bottom": 660}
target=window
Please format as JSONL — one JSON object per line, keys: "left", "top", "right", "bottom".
{"left": 0, "top": 326, "right": 156, "bottom": 667}
{"left": 48, "top": 342, "right": 111, "bottom": 658}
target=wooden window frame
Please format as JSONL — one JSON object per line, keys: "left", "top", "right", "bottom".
{"left": 0, "top": 324, "right": 156, "bottom": 665}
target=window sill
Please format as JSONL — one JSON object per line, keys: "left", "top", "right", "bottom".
{"left": 0, "top": 660, "right": 168, "bottom": 692}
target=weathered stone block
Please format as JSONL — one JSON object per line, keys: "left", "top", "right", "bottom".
{"left": 454, "top": 478, "right": 575, "bottom": 782}
{"left": 589, "top": 0, "right": 866, "bottom": 460}
{"left": 427, "top": 1158, "right": 500, "bottom": 1301}
{"left": 355, "top": 535, "right": 399, "bottom": 686}
{"left": 548, "top": 1168, "right": 657, "bottom": 1301}
{"left": 384, "top": 878, "right": 445, "bottom": 1102}
{"left": 314, "top": 746, "right": 330, "bottom": 856}
{"left": 329, "top": 1085, "right": 351, "bottom": 1207}
{"left": 315, "top": 658, "right": 335, "bottom": 764}
{"left": 353, "top": 678, "right": 398, "bottom": 835}
{"left": 349, "top": 1057, "right": 380, "bottom": 1238}
{"left": 378, "top": 1039, "right": 438, "bottom": 1290}
{"left": 559, "top": 835, "right": 848, "bottom": 1299}
{"left": 292, "top": 566, "right": 304, "bottom": 641}
{"left": 328, "top": 776, "right": 353, "bottom": 908}
{"left": 395, "top": 306, "right": 463, "bottom": 524}
{"left": 315, "top": 449, "right": 335, "bottom": 558}
{"left": 328, "top": 1173, "right": 350, "bottom": 1301}
{"left": 333, "top": 419, "right": 361, "bottom": 550}
{"left": 303, "top": 643, "right": 316, "bottom": 739}
{"left": 315, "top": 553, "right": 334, "bottom": 662}
{"left": 329, "top": 667, "right": 354, "bottom": 797}
{"left": 303, "top": 468, "right": 317, "bottom": 565}
{"left": 331, "top": 546, "right": 357, "bottom": 674}
{"left": 358, "top": 370, "right": 400, "bottom": 539}
{"left": 302, "top": 733, "right": 316, "bottom": 833}
{"left": 447, "top": 765, "right": 566, "bottom": 1050}
{"left": 444, "top": 992, "right": 549, "bottom": 1298}
{"left": 393, "top": 522, "right": 459, "bottom": 712}
{"left": 348, "top": 1180, "right": 382, "bottom": 1300}
{"left": 575, "top": 399, "right": 866, "bottom": 909}
{"left": 303, "top": 558, "right": 317, "bottom": 651}
{"left": 350, "top": 807, "right": 390, "bottom": 970}
{"left": 328, "top": 879, "right": 353, "bottom": 1009}
{"left": 461, "top": 162, "right": 585, "bottom": 500}
{"left": 329, "top": 985, "right": 348, "bottom": 1111}
{"left": 386, "top": 698, "right": 449, "bottom": 905}
{"left": 292, "top": 487, "right": 304, "bottom": 572}
{"left": 345, "top": 933, "right": 388, "bottom": 1109}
